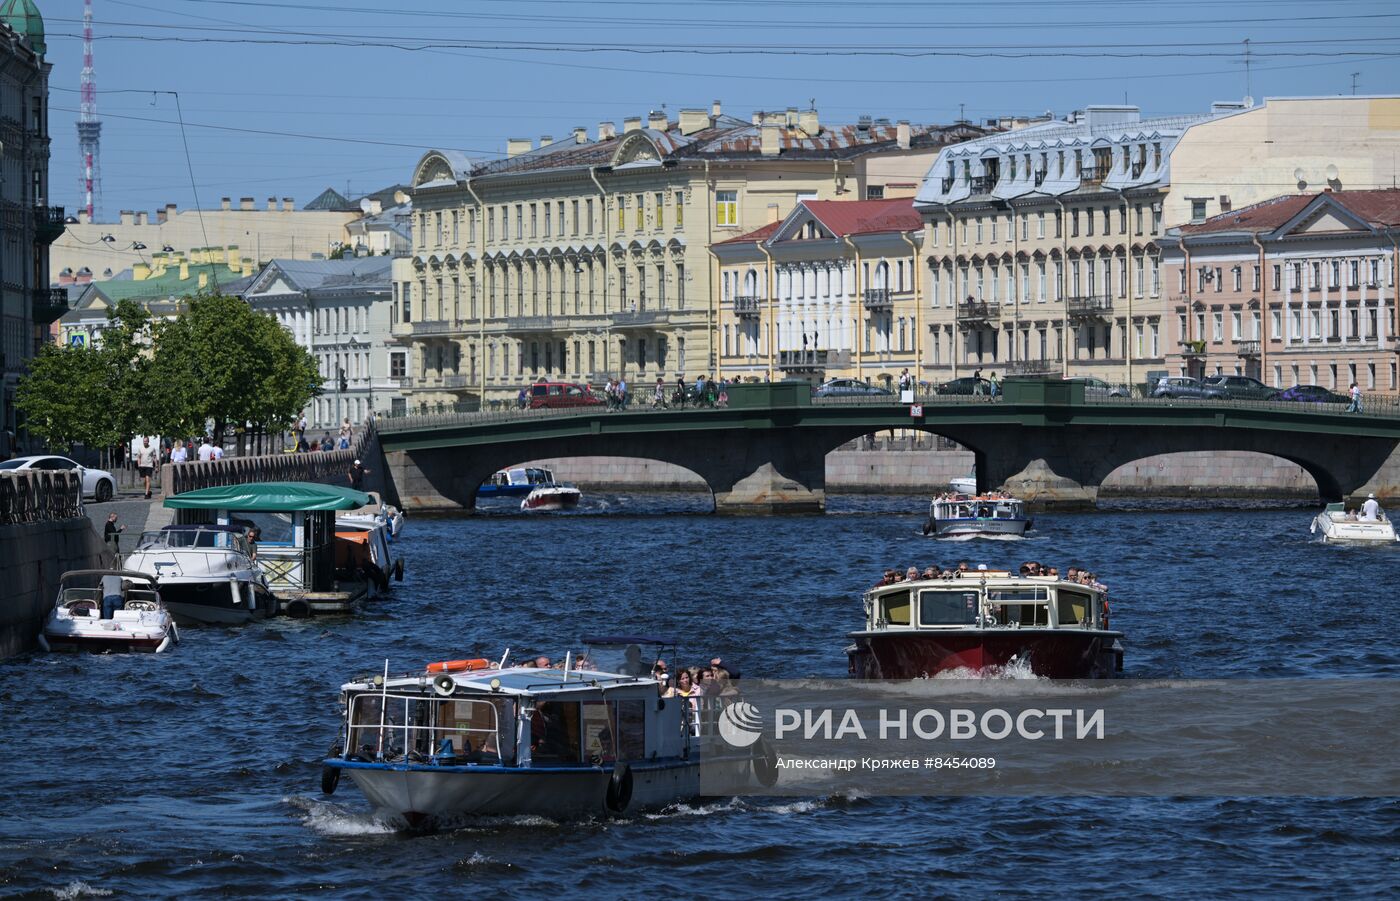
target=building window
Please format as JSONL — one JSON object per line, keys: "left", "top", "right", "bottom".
{"left": 655, "top": 192, "right": 665, "bottom": 230}
{"left": 390, "top": 352, "right": 405, "bottom": 379}
{"left": 1232, "top": 267, "right": 1242, "bottom": 292}
{"left": 541, "top": 204, "right": 549, "bottom": 237}
{"left": 866, "top": 185, "right": 885, "bottom": 200}
{"left": 1213, "top": 312, "right": 1223, "bottom": 342}
{"left": 515, "top": 204, "right": 524, "bottom": 240}
{"left": 487, "top": 208, "right": 495, "bottom": 242}
{"left": 675, "top": 191, "right": 685, "bottom": 227}
{"left": 571, "top": 200, "right": 579, "bottom": 236}
{"left": 1054, "top": 210, "right": 1062, "bottom": 238}
{"left": 586, "top": 199, "right": 594, "bottom": 234}
{"left": 1190, "top": 199, "right": 1207, "bottom": 223}
{"left": 1271, "top": 265, "right": 1281, "bottom": 291}
{"left": 715, "top": 190, "right": 737, "bottom": 227}
{"left": 977, "top": 217, "right": 985, "bottom": 243}
{"left": 1036, "top": 211, "right": 1045, "bottom": 238}
{"left": 636, "top": 193, "right": 645, "bottom": 231}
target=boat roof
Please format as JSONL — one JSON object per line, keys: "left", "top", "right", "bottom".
{"left": 870, "top": 572, "right": 1099, "bottom": 595}
{"left": 59, "top": 569, "right": 159, "bottom": 586}
{"left": 342, "top": 665, "right": 656, "bottom": 698}
{"left": 165, "top": 481, "right": 372, "bottom": 512}
{"left": 160, "top": 523, "right": 245, "bottom": 533}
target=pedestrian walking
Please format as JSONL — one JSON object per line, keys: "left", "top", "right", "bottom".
{"left": 338, "top": 417, "right": 353, "bottom": 449}
{"left": 210, "top": 443, "right": 224, "bottom": 461}
{"left": 198, "top": 437, "right": 214, "bottom": 462}
{"left": 989, "top": 372, "right": 1001, "bottom": 398}
{"left": 134, "top": 436, "right": 157, "bottom": 499}
{"left": 1347, "top": 382, "right": 1362, "bottom": 414}
{"left": 104, "top": 512, "right": 125, "bottom": 560}
{"left": 348, "top": 458, "right": 370, "bottom": 491}
{"left": 295, "top": 410, "right": 308, "bottom": 447}
{"left": 654, "top": 377, "right": 666, "bottom": 408}
{"left": 617, "top": 376, "right": 628, "bottom": 409}
{"left": 972, "top": 368, "right": 984, "bottom": 396}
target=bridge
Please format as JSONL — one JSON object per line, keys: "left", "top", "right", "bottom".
{"left": 374, "top": 380, "right": 1400, "bottom": 513}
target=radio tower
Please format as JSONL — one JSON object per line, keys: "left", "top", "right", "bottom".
{"left": 77, "top": 0, "right": 102, "bottom": 221}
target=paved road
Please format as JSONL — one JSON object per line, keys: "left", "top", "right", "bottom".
{"left": 83, "top": 493, "right": 169, "bottom": 555}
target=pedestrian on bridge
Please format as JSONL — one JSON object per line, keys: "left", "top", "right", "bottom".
{"left": 1347, "top": 383, "right": 1363, "bottom": 414}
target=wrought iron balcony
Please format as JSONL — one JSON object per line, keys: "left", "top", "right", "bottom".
{"left": 957, "top": 300, "right": 1000, "bottom": 323}
{"left": 1066, "top": 295, "right": 1113, "bottom": 319}
{"left": 778, "top": 349, "right": 827, "bottom": 371}
{"left": 733, "top": 295, "right": 762, "bottom": 319}
{"left": 35, "top": 205, "right": 64, "bottom": 244}
{"left": 502, "top": 316, "right": 559, "bottom": 333}
{"left": 862, "top": 288, "right": 893, "bottom": 311}
{"left": 968, "top": 174, "right": 996, "bottom": 194}
{"left": 940, "top": 176, "right": 955, "bottom": 193}
{"left": 33, "top": 287, "right": 70, "bottom": 325}
{"left": 612, "top": 309, "right": 666, "bottom": 328}
{"left": 1235, "top": 340, "right": 1260, "bottom": 357}
{"left": 1079, "top": 166, "right": 1109, "bottom": 186}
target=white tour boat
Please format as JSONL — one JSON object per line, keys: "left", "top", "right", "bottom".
{"left": 922, "top": 493, "right": 1032, "bottom": 538}
{"left": 124, "top": 525, "right": 277, "bottom": 625}
{"left": 520, "top": 483, "right": 582, "bottom": 511}
{"left": 1311, "top": 500, "right": 1398, "bottom": 544}
{"left": 338, "top": 490, "right": 405, "bottom": 539}
{"left": 320, "top": 637, "right": 771, "bottom": 829}
{"left": 38, "top": 570, "right": 179, "bottom": 654}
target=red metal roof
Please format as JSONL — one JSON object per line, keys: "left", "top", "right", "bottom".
{"left": 801, "top": 198, "right": 922, "bottom": 237}
{"left": 1179, "top": 188, "right": 1400, "bottom": 235}
{"left": 714, "top": 221, "right": 782, "bottom": 246}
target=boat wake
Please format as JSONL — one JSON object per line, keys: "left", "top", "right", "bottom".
{"left": 928, "top": 657, "right": 1044, "bottom": 681}
{"left": 50, "top": 883, "right": 113, "bottom": 900}
{"left": 924, "top": 532, "right": 1026, "bottom": 541}
{"left": 284, "top": 795, "right": 396, "bottom": 837}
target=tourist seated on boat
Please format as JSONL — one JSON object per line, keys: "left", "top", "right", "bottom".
{"left": 619, "top": 644, "right": 649, "bottom": 676}
{"left": 534, "top": 655, "right": 552, "bottom": 669}
{"left": 905, "top": 566, "right": 920, "bottom": 582}
{"left": 922, "top": 566, "right": 941, "bottom": 579}
{"left": 955, "top": 561, "right": 971, "bottom": 577}
{"left": 1046, "top": 567, "right": 1059, "bottom": 578}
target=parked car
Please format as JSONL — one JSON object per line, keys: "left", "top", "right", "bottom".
{"left": 0, "top": 455, "right": 115, "bottom": 501}
{"left": 813, "top": 378, "right": 891, "bottom": 397}
{"left": 1149, "top": 376, "right": 1220, "bottom": 399}
{"left": 527, "top": 381, "right": 604, "bottom": 409}
{"left": 1271, "top": 384, "right": 1348, "bottom": 404}
{"left": 934, "top": 377, "right": 993, "bottom": 396}
{"left": 1199, "top": 375, "right": 1275, "bottom": 400}
{"left": 1065, "top": 376, "right": 1132, "bottom": 398}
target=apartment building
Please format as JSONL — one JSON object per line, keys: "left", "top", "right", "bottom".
{"left": 1161, "top": 189, "right": 1399, "bottom": 394}
{"left": 711, "top": 198, "right": 923, "bottom": 385}
{"left": 392, "top": 103, "right": 985, "bottom": 409}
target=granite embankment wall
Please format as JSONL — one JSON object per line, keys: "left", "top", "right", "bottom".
{"left": 0, "top": 473, "right": 112, "bottom": 659}
{"left": 513, "top": 449, "right": 1322, "bottom": 498}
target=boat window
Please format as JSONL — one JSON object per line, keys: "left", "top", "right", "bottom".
{"left": 531, "top": 700, "right": 582, "bottom": 763}
{"left": 877, "top": 590, "right": 911, "bottom": 626}
{"left": 347, "top": 694, "right": 508, "bottom": 764}
{"left": 988, "top": 587, "right": 1047, "bottom": 603}
{"left": 583, "top": 699, "right": 646, "bottom": 762}
{"left": 918, "top": 589, "right": 980, "bottom": 626}
{"left": 988, "top": 589, "right": 1050, "bottom": 626}
{"left": 1056, "top": 589, "right": 1093, "bottom": 627}
{"left": 435, "top": 698, "right": 510, "bottom": 763}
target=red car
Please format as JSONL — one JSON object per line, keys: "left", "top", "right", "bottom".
{"left": 527, "top": 381, "right": 604, "bottom": 409}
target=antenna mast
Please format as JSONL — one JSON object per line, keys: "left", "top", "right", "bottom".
{"left": 77, "top": 0, "right": 103, "bottom": 221}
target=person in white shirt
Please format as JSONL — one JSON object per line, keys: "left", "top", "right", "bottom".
{"left": 210, "top": 444, "right": 224, "bottom": 461}
{"left": 197, "top": 438, "right": 214, "bottom": 462}
{"left": 169, "top": 440, "right": 188, "bottom": 464}
{"left": 134, "top": 436, "right": 158, "bottom": 499}
{"left": 1361, "top": 493, "right": 1382, "bottom": 522}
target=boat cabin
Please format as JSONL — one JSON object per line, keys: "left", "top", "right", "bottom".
{"left": 864, "top": 572, "right": 1106, "bottom": 632}
{"left": 134, "top": 524, "right": 255, "bottom": 556}
{"left": 930, "top": 494, "right": 1026, "bottom": 522}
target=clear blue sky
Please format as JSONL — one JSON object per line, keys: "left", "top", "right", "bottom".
{"left": 37, "top": 0, "right": 1400, "bottom": 220}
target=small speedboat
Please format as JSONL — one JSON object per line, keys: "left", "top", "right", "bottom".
{"left": 338, "top": 491, "right": 405, "bottom": 539}
{"left": 478, "top": 467, "right": 558, "bottom": 499}
{"left": 1311, "top": 502, "right": 1398, "bottom": 544}
{"left": 124, "top": 525, "right": 277, "bottom": 625}
{"left": 922, "top": 493, "right": 1031, "bottom": 538}
{"left": 39, "top": 570, "right": 179, "bottom": 654}
{"left": 949, "top": 475, "right": 978, "bottom": 495}
{"left": 521, "top": 483, "right": 582, "bottom": 511}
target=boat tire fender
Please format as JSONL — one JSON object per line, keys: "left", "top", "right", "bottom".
{"left": 394, "top": 558, "right": 404, "bottom": 582}
{"left": 321, "top": 764, "right": 341, "bottom": 795}
{"left": 921, "top": 520, "right": 932, "bottom": 536}
{"left": 605, "top": 762, "right": 633, "bottom": 814}
{"left": 753, "top": 738, "right": 779, "bottom": 788}
{"left": 284, "top": 599, "right": 312, "bottom": 619}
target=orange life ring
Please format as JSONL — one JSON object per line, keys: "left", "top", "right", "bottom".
{"left": 426, "top": 658, "right": 490, "bottom": 674}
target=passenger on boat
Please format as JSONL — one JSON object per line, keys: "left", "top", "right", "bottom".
{"left": 1361, "top": 493, "right": 1382, "bottom": 522}
{"left": 710, "top": 656, "right": 740, "bottom": 680}
{"left": 922, "top": 566, "right": 941, "bottom": 579}
{"left": 534, "top": 655, "right": 552, "bottom": 669}
{"left": 955, "top": 561, "right": 971, "bottom": 577}
{"left": 905, "top": 566, "right": 920, "bottom": 582}
{"left": 619, "top": 644, "right": 649, "bottom": 676}
{"left": 1046, "top": 566, "right": 1059, "bottom": 578}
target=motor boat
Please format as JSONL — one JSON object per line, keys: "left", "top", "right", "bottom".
{"left": 948, "top": 474, "right": 978, "bottom": 495}
{"left": 38, "top": 570, "right": 179, "bottom": 654}
{"left": 335, "top": 519, "right": 404, "bottom": 592}
{"left": 478, "top": 467, "right": 559, "bottom": 499}
{"left": 521, "top": 483, "right": 582, "bottom": 511}
{"left": 1311, "top": 502, "right": 1398, "bottom": 544}
{"left": 124, "top": 525, "right": 277, "bottom": 625}
{"left": 338, "top": 490, "right": 405, "bottom": 539}
{"left": 922, "top": 493, "right": 1031, "bottom": 538}
{"left": 846, "top": 568, "right": 1123, "bottom": 679}
{"left": 319, "top": 637, "right": 770, "bottom": 829}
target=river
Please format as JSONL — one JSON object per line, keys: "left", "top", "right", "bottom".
{"left": 3, "top": 495, "right": 1398, "bottom": 898}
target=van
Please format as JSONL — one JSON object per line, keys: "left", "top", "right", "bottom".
{"left": 527, "top": 381, "right": 604, "bottom": 409}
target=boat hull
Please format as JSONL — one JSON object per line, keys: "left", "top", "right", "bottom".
{"left": 521, "top": 488, "right": 581, "bottom": 511}
{"left": 158, "top": 580, "right": 277, "bottom": 625}
{"left": 927, "top": 517, "right": 1031, "bottom": 538}
{"left": 43, "top": 633, "right": 168, "bottom": 654}
{"left": 1312, "top": 514, "right": 1397, "bottom": 544}
{"left": 847, "top": 629, "right": 1122, "bottom": 679}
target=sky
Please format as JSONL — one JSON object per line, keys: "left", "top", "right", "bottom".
{"left": 35, "top": 0, "right": 1400, "bottom": 221}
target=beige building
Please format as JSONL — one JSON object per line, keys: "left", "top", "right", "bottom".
{"left": 392, "top": 104, "right": 986, "bottom": 410}
{"left": 712, "top": 198, "right": 924, "bottom": 386}
{"left": 1161, "top": 189, "right": 1400, "bottom": 394}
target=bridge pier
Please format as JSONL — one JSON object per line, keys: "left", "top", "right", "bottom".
{"left": 997, "top": 458, "right": 1100, "bottom": 511}
{"left": 684, "top": 433, "right": 827, "bottom": 515}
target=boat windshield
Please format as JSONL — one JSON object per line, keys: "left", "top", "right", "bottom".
{"left": 347, "top": 692, "right": 515, "bottom": 765}
{"left": 988, "top": 586, "right": 1050, "bottom": 626}
{"left": 580, "top": 636, "right": 674, "bottom": 679}
{"left": 136, "top": 529, "right": 251, "bottom": 554}
{"left": 918, "top": 588, "right": 979, "bottom": 626}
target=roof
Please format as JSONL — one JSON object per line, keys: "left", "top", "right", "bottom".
{"left": 73, "top": 264, "right": 253, "bottom": 306}
{"left": 250, "top": 256, "right": 392, "bottom": 294}
{"left": 1177, "top": 189, "right": 1400, "bottom": 236}
{"left": 0, "top": 0, "right": 44, "bottom": 54}
{"left": 801, "top": 198, "right": 922, "bottom": 237}
{"left": 304, "top": 188, "right": 354, "bottom": 211}
{"left": 715, "top": 221, "right": 782, "bottom": 246}
{"left": 164, "top": 481, "right": 372, "bottom": 512}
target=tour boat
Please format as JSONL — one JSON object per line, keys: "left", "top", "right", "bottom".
{"left": 846, "top": 569, "right": 1123, "bottom": 679}
{"left": 478, "top": 467, "right": 560, "bottom": 499}
{"left": 1311, "top": 502, "right": 1398, "bottom": 544}
{"left": 520, "top": 483, "right": 582, "bottom": 511}
{"left": 124, "top": 525, "right": 278, "bottom": 625}
{"left": 338, "top": 491, "right": 406, "bottom": 539}
{"left": 319, "top": 637, "right": 770, "bottom": 829}
{"left": 38, "top": 570, "right": 179, "bottom": 654}
{"left": 922, "top": 493, "right": 1031, "bottom": 538}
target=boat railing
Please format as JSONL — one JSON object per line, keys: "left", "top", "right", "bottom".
{"left": 348, "top": 693, "right": 505, "bottom": 764}
{"left": 256, "top": 546, "right": 310, "bottom": 590}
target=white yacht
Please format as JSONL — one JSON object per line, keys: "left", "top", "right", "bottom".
{"left": 922, "top": 493, "right": 1032, "bottom": 538}
{"left": 125, "top": 525, "right": 277, "bottom": 625}
{"left": 338, "top": 490, "right": 405, "bottom": 539}
{"left": 1311, "top": 501, "right": 1398, "bottom": 544}
{"left": 39, "top": 570, "right": 179, "bottom": 654}
{"left": 520, "top": 483, "right": 582, "bottom": 511}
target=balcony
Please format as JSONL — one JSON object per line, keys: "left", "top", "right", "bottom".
{"left": 502, "top": 316, "right": 560, "bottom": 333}
{"left": 778, "top": 349, "right": 827, "bottom": 372}
{"left": 409, "top": 320, "right": 460, "bottom": 336}
{"left": 1079, "top": 166, "right": 1109, "bottom": 186}
{"left": 733, "top": 295, "right": 762, "bottom": 319}
{"left": 862, "top": 288, "right": 893, "bottom": 311}
{"left": 33, "top": 287, "right": 70, "bottom": 325}
{"left": 612, "top": 309, "right": 667, "bottom": 329}
{"left": 1235, "top": 340, "right": 1260, "bottom": 357}
{"left": 35, "top": 206, "right": 64, "bottom": 244}
{"left": 1180, "top": 340, "right": 1207, "bottom": 358}
{"left": 1033, "top": 169, "right": 1046, "bottom": 187}
{"left": 957, "top": 301, "right": 1000, "bottom": 325}
{"left": 968, "top": 174, "right": 996, "bottom": 194}
{"left": 442, "top": 374, "right": 472, "bottom": 389}
{"left": 1066, "top": 296, "right": 1113, "bottom": 320}
{"left": 940, "top": 176, "right": 955, "bottom": 193}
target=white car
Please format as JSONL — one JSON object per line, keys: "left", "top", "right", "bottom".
{"left": 0, "top": 455, "right": 116, "bottom": 502}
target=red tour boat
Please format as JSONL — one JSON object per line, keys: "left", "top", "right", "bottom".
{"left": 846, "top": 569, "right": 1123, "bottom": 678}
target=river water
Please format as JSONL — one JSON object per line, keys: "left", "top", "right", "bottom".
{"left": 3, "top": 495, "right": 1398, "bottom": 899}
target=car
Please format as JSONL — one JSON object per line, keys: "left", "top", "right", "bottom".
{"left": 1272, "top": 384, "right": 1348, "bottom": 404}
{"left": 1149, "top": 376, "right": 1220, "bottom": 399}
{"left": 526, "top": 381, "right": 604, "bottom": 409}
{"left": 813, "top": 378, "right": 892, "bottom": 397}
{"left": 1065, "top": 376, "right": 1133, "bottom": 398}
{"left": 0, "top": 454, "right": 115, "bottom": 501}
{"left": 934, "top": 376, "right": 992, "bottom": 396}
{"left": 1199, "top": 375, "right": 1275, "bottom": 400}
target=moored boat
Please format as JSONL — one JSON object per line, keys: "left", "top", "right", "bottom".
{"left": 338, "top": 490, "right": 406, "bottom": 539}
{"left": 478, "top": 467, "right": 559, "bottom": 499}
{"left": 846, "top": 569, "right": 1122, "bottom": 678}
{"left": 320, "top": 637, "right": 769, "bottom": 829}
{"left": 1311, "top": 501, "right": 1398, "bottom": 544}
{"left": 922, "top": 493, "right": 1031, "bottom": 538}
{"left": 124, "top": 525, "right": 277, "bottom": 625}
{"left": 520, "top": 483, "right": 581, "bottom": 511}
{"left": 949, "top": 475, "right": 978, "bottom": 495}
{"left": 39, "top": 570, "right": 179, "bottom": 654}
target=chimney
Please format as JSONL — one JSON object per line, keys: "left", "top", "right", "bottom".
{"left": 226, "top": 246, "right": 239, "bottom": 266}
{"left": 368, "top": 199, "right": 382, "bottom": 215}
{"left": 267, "top": 197, "right": 277, "bottom": 211}
{"left": 134, "top": 212, "right": 146, "bottom": 226}
{"left": 221, "top": 197, "right": 231, "bottom": 211}
{"left": 58, "top": 269, "right": 73, "bottom": 286}
{"left": 179, "top": 261, "right": 190, "bottom": 280}
{"left": 240, "top": 197, "right": 254, "bottom": 210}
{"left": 133, "top": 262, "right": 150, "bottom": 281}
{"left": 752, "top": 111, "right": 764, "bottom": 125}
{"left": 711, "top": 99, "right": 722, "bottom": 118}
{"left": 598, "top": 121, "right": 616, "bottom": 140}
{"left": 761, "top": 121, "right": 781, "bottom": 157}
{"left": 785, "top": 107, "right": 798, "bottom": 128}
{"left": 198, "top": 272, "right": 209, "bottom": 290}
{"left": 799, "top": 108, "right": 819, "bottom": 137}
{"left": 573, "top": 126, "right": 588, "bottom": 144}
{"left": 896, "top": 120, "right": 911, "bottom": 150}
{"left": 119, "top": 210, "right": 134, "bottom": 225}
{"left": 679, "top": 109, "right": 709, "bottom": 135}
{"left": 648, "top": 110, "right": 668, "bottom": 131}
{"left": 282, "top": 197, "right": 294, "bottom": 211}
{"left": 507, "top": 137, "right": 533, "bottom": 157}
{"left": 767, "top": 203, "right": 780, "bottom": 224}
{"left": 539, "top": 135, "right": 554, "bottom": 147}
{"left": 623, "top": 116, "right": 642, "bottom": 133}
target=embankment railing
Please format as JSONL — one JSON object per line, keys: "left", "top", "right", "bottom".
{"left": 0, "top": 471, "right": 85, "bottom": 525}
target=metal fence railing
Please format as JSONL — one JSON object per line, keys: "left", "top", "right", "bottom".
{"left": 1081, "top": 391, "right": 1400, "bottom": 419}
{"left": 0, "top": 471, "right": 85, "bottom": 525}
